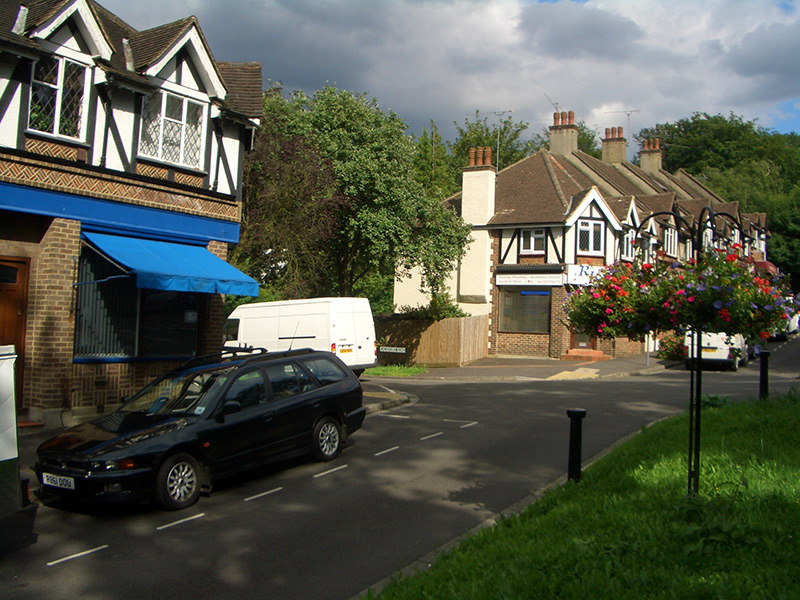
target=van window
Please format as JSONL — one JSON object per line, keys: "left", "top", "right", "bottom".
{"left": 303, "top": 357, "right": 348, "bottom": 386}
{"left": 223, "top": 318, "right": 239, "bottom": 342}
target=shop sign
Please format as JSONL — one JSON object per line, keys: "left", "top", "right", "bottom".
{"left": 495, "top": 273, "right": 564, "bottom": 286}
{"left": 566, "top": 264, "right": 604, "bottom": 285}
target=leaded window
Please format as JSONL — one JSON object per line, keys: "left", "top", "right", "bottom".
{"left": 139, "top": 91, "right": 205, "bottom": 169}
{"left": 29, "top": 56, "right": 87, "bottom": 138}
{"left": 578, "top": 220, "right": 604, "bottom": 254}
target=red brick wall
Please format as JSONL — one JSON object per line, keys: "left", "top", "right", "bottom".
{"left": 24, "top": 218, "right": 80, "bottom": 409}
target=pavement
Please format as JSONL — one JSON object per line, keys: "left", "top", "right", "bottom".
{"left": 360, "top": 351, "right": 677, "bottom": 412}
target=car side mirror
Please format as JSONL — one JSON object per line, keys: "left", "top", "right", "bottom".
{"left": 223, "top": 400, "right": 242, "bottom": 415}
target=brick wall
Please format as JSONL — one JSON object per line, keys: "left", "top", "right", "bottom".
{"left": 24, "top": 218, "right": 80, "bottom": 409}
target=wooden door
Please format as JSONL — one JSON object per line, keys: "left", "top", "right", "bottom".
{"left": 0, "top": 257, "right": 29, "bottom": 409}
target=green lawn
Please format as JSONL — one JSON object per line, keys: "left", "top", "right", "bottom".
{"left": 366, "top": 390, "right": 800, "bottom": 599}
{"left": 364, "top": 365, "right": 428, "bottom": 377}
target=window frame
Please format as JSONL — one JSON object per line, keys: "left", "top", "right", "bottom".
{"left": 663, "top": 227, "right": 678, "bottom": 257}
{"left": 498, "top": 287, "right": 552, "bottom": 334}
{"left": 621, "top": 229, "right": 636, "bottom": 261}
{"left": 520, "top": 228, "right": 546, "bottom": 255}
{"left": 138, "top": 90, "right": 208, "bottom": 170}
{"left": 577, "top": 219, "right": 605, "bottom": 256}
{"left": 28, "top": 53, "right": 90, "bottom": 141}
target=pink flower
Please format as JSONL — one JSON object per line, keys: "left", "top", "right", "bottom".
{"left": 605, "top": 308, "right": 613, "bottom": 314}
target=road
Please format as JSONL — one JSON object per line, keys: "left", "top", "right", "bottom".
{"left": 2, "top": 337, "right": 798, "bottom": 600}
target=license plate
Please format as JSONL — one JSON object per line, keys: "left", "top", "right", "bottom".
{"left": 339, "top": 348, "right": 353, "bottom": 353}
{"left": 701, "top": 347, "right": 716, "bottom": 354}
{"left": 43, "top": 473, "right": 75, "bottom": 490}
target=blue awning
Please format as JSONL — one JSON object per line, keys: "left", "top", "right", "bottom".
{"left": 83, "top": 232, "right": 259, "bottom": 296}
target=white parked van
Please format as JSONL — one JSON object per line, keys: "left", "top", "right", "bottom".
{"left": 683, "top": 331, "right": 748, "bottom": 371}
{"left": 224, "top": 298, "right": 377, "bottom": 375}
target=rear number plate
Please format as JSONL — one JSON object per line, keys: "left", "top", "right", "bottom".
{"left": 43, "top": 473, "right": 75, "bottom": 490}
{"left": 339, "top": 348, "right": 353, "bottom": 353}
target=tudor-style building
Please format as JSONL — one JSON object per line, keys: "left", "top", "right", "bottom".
{"left": 0, "top": 0, "right": 262, "bottom": 427}
{"left": 394, "top": 111, "right": 769, "bottom": 360}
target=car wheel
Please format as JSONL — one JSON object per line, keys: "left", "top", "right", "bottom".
{"left": 155, "top": 453, "right": 201, "bottom": 510}
{"left": 312, "top": 417, "right": 342, "bottom": 462}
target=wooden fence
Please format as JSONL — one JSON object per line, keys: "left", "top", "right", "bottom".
{"left": 375, "top": 314, "right": 489, "bottom": 367}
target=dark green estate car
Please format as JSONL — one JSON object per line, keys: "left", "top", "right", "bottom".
{"left": 35, "top": 348, "right": 365, "bottom": 510}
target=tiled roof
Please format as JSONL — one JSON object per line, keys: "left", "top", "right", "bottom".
{"left": 217, "top": 62, "right": 263, "bottom": 118}
{"left": 0, "top": 0, "right": 262, "bottom": 118}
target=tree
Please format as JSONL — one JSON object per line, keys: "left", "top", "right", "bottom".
{"left": 412, "top": 121, "right": 457, "bottom": 200}
{"left": 231, "top": 85, "right": 346, "bottom": 300}
{"left": 236, "top": 84, "right": 471, "bottom": 308}
{"left": 448, "top": 111, "right": 536, "bottom": 186}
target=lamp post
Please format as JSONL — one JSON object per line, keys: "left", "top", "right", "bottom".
{"left": 634, "top": 205, "right": 744, "bottom": 495}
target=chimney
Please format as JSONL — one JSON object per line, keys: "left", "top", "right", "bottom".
{"left": 461, "top": 147, "right": 496, "bottom": 226}
{"left": 640, "top": 138, "right": 663, "bottom": 173}
{"left": 601, "top": 125, "right": 627, "bottom": 164}
{"left": 549, "top": 110, "right": 578, "bottom": 155}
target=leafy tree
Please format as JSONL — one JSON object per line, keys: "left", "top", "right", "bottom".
{"left": 231, "top": 85, "right": 346, "bottom": 300}
{"left": 412, "top": 121, "right": 457, "bottom": 200}
{"left": 448, "top": 111, "right": 536, "bottom": 185}
{"left": 236, "top": 84, "right": 471, "bottom": 309}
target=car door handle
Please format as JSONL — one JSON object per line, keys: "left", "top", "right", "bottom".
{"left": 263, "top": 411, "right": 275, "bottom": 422}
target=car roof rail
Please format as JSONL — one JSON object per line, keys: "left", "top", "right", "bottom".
{"left": 174, "top": 346, "right": 269, "bottom": 371}
{"left": 237, "top": 347, "right": 315, "bottom": 367}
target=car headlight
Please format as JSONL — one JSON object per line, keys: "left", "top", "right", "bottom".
{"left": 90, "top": 458, "right": 138, "bottom": 472}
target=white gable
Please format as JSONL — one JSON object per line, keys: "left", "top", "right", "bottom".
{"left": 32, "top": 0, "right": 112, "bottom": 60}
{"left": 565, "top": 187, "right": 622, "bottom": 231}
{"left": 145, "top": 26, "right": 226, "bottom": 100}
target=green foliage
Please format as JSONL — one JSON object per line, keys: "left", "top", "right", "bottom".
{"left": 371, "top": 393, "right": 800, "bottom": 599}
{"left": 399, "top": 293, "right": 469, "bottom": 321}
{"left": 448, "top": 111, "right": 536, "bottom": 180}
{"left": 412, "top": 122, "right": 458, "bottom": 200}
{"left": 237, "top": 84, "right": 471, "bottom": 301}
{"left": 656, "top": 332, "right": 686, "bottom": 361}
{"left": 564, "top": 249, "right": 795, "bottom": 342}
{"left": 363, "top": 364, "right": 428, "bottom": 377}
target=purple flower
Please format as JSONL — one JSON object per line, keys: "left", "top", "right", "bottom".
{"left": 713, "top": 300, "right": 723, "bottom": 309}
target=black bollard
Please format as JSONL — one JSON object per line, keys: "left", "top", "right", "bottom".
{"left": 567, "top": 408, "right": 587, "bottom": 482}
{"left": 760, "top": 350, "right": 771, "bottom": 399}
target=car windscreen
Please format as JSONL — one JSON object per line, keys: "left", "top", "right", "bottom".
{"left": 120, "top": 366, "right": 235, "bottom": 416}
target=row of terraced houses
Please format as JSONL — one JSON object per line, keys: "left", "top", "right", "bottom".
{"left": 394, "top": 111, "right": 771, "bottom": 361}
{"left": 0, "top": 0, "right": 262, "bottom": 428}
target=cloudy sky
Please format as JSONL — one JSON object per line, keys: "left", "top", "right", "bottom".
{"left": 97, "top": 0, "right": 800, "bottom": 154}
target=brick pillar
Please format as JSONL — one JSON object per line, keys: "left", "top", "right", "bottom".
{"left": 25, "top": 218, "right": 80, "bottom": 411}
{"left": 200, "top": 240, "right": 232, "bottom": 355}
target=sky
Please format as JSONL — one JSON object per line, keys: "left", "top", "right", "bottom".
{"left": 96, "top": 0, "right": 800, "bottom": 155}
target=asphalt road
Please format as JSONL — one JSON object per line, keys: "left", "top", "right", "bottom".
{"left": 2, "top": 337, "right": 798, "bottom": 600}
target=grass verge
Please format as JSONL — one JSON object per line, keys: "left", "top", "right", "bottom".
{"left": 367, "top": 390, "right": 800, "bottom": 599}
{"left": 364, "top": 365, "right": 428, "bottom": 377}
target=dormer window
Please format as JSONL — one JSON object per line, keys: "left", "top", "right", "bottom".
{"left": 139, "top": 91, "right": 206, "bottom": 169}
{"left": 28, "top": 55, "right": 87, "bottom": 139}
{"left": 520, "top": 228, "right": 545, "bottom": 254}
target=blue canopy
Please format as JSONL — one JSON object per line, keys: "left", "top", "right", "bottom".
{"left": 83, "top": 232, "right": 259, "bottom": 296}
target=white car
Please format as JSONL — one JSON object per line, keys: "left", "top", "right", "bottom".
{"left": 684, "top": 331, "right": 748, "bottom": 371}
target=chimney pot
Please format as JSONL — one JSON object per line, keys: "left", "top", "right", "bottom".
{"left": 618, "top": 126, "right": 624, "bottom": 138}
{"left": 568, "top": 110, "right": 575, "bottom": 125}
{"left": 476, "top": 147, "right": 484, "bottom": 166}
{"left": 560, "top": 111, "right": 567, "bottom": 126}
{"left": 468, "top": 147, "right": 476, "bottom": 167}
{"left": 644, "top": 139, "right": 650, "bottom": 151}
{"left": 655, "top": 138, "right": 660, "bottom": 150}
{"left": 611, "top": 127, "right": 617, "bottom": 139}
{"left": 605, "top": 128, "right": 610, "bottom": 139}
{"left": 484, "top": 146, "right": 492, "bottom": 166}
{"left": 554, "top": 112, "right": 560, "bottom": 126}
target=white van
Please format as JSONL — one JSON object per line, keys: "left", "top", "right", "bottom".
{"left": 683, "top": 331, "right": 748, "bottom": 371}
{"left": 224, "top": 298, "right": 377, "bottom": 375}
